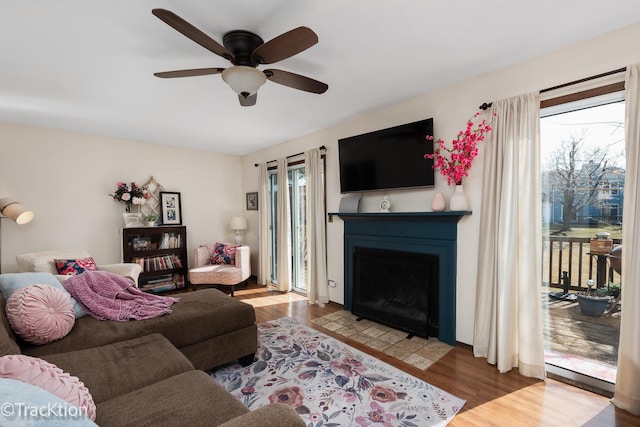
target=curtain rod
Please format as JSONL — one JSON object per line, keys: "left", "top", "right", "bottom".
{"left": 254, "top": 145, "right": 326, "bottom": 167}
{"left": 541, "top": 67, "right": 626, "bottom": 93}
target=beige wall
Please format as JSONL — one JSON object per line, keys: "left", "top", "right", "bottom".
{"left": 241, "top": 22, "right": 640, "bottom": 345}
{"left": 0, "top": 124, "right": 243, "bottom": 273}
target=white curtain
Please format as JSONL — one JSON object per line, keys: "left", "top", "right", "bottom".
{"left": 304, "top": 148, "right": 329, "bottom": 304}
{"left": 257, "top": 163, "right": 271, "bottom": 286}
{"left": 612, "top": 63, "right": 640, "bottom": 415}
{"left": 473, "top": 93, "right": 546, "bottom": 379}
{"left": 275, "top": 158, "right": 292, "bottom": 292}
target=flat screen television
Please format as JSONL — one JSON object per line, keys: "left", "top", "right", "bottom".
{"left": 338, "top": 118, "right": 434, "bottom": 193}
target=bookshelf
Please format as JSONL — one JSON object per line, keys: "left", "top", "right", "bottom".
{"left": 122, "top": 225, "right": 188, "bottom": 293}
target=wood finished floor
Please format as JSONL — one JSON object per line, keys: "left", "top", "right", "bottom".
{"left": 206, "top": 281, "right": 640, "bottom": 427}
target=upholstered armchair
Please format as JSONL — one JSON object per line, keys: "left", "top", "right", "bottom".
{"left": 15, "top": 250, "right": 142, "bottom": 285}
{"left": 189, "top": 243, "right": 250, "bottom": 296}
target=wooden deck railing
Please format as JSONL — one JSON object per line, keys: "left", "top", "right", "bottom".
{"left": 543, "top": 236, "right": 622, "bottom": 291}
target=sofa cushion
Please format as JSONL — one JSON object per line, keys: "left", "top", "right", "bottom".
{"left": 6, "top": 284, "right": 75, "bottom": 345}
{"left": 0, "top": 378, "right": 98, "bottom": 426}
{"left": 21, "top": 289, "right": 256, "bottom": 359}
{"left": 211, "top": 242, "right": 238, "bottom": 265}
{"left": 0, "top": 354, "right": 96, "bottom": 420}
{"left": 0, "top": 293, "right": 20, "bottom": 356}
{"left": 16, "top": 250, "right": 92, "bottom": 275}
{"left": 95, "top": 370, "right": 249, "bottom": 427}
{"left": 218, "top": 404, "right": 306, "bottom": 427}
{"left": 0, "top": 272, "right": 86, "bottom": 318}
{"left": 189, "top": 264, "right": 245, "bottom": 285}
{"left": 54, "top": 257, "right": 97, "bottom": 276}
{"left": 42, "top": 334, "right": 194, "bottom": 404}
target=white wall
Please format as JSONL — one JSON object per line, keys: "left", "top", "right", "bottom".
{"left": 241, "top": 22, "right": 640, "bottom": 345}
{"left": 0, "top": 123, "right": 243, "bottom": 273}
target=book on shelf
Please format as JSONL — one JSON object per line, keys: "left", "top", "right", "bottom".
{"left": 142, "top": 282, "right": 175, "bottom": 292}
{"left": 131, "top": 255, "right": 183, "bottom": 272}
{"left": 158, "top": 232, "right": 182, "bottom": 250}
{"left": 140, "top": 273, "right": 185, "bottom": 292}
{"left": 173, "top": 273, "right": 185, "bottom": 289}
{"left": 145, "top": 274, "right": 173, "bottom": 284}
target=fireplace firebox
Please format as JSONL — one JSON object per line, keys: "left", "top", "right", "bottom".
{"left": 353, "top": 247, "right": 439, "bottom": 338}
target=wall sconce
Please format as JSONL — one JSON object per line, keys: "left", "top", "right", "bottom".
{"left": 0, "top": 198, "right": 35, "bottom": 273}
{"left": 229, "top": 216, "right": 248, "bottom": 245}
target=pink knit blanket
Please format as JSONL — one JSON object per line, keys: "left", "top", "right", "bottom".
{"left": 62, "top": 271, "right": 180, "bottom": 321}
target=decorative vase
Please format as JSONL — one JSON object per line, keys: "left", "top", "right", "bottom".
{"left": 449, "top": 183, "right": 469, "bottom": 211}
{"left": 431, "top": 192, "right": 446, "bottom": 212}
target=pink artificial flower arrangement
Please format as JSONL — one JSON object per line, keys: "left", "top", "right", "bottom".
{"left": 109, "top": 181, "right": 150, "bottom": 211}
{"left": 424, "top": 111, "right": 495, "bottom": 185}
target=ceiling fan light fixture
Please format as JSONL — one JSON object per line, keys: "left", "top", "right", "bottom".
{"left": 221, "top": 66, "right": 266, "bottom": 98}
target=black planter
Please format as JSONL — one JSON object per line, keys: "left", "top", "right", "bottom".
{"left": 576, "top": 294, "right": 609, "bottom": 317}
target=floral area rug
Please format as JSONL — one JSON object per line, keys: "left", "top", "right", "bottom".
{"left": 210, "top": 317, "right": 464, "bottom": 427}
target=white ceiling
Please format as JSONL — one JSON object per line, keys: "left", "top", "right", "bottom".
{"left": 2, "top": 1, "right": 640, "bottom": 155}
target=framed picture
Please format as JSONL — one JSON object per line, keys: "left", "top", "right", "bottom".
{"left": 246, "top": 192, "right": 258, "bottom": 210}
{"left": 160, "top": 191, "right": 182, "bottom": 225}
{"left": 123, "top": 213, "right": 144, "bottom": 228}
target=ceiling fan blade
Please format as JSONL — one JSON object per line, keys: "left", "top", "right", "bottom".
{"left": 239, "top": 93, "right": 257, "bottom": 106}
{"left": 154, "top": 68, "right": 225, "bottom": 78}
{"left": 265, "top": 69, "right": 328, "bottom": 94}
{"left": 251, "top": 27, "right": 318, "bottom": 64}
{"left": 152, "top": 8, "right": 234, "bottom": 61}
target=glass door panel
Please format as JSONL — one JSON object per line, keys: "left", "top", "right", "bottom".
{"left": 541, "top": 97, "right": 624, "bottom": 393}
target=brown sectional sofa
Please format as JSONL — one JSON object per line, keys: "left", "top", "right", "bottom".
{"left": 19, "top": 288, "right": 258, "bottom": 370}
{"left": 0, "top": 286, "right": 305, "bottom": 426}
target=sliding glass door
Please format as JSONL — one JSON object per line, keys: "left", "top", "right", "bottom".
{"left": 289, "top": 166, "right": 307, "bottom": 293}
{"left": 268, "top": 164, "right": 308, "bottom": 293}
{"left": 541, "top": 91, "right": 625, "bottom": 393}
{"left": 268, "top": 172, "right": 278, "bottom": 284}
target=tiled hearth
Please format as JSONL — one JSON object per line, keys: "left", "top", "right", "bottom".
{"left": 311, "top": 309, "right": 453, "bottom": 370}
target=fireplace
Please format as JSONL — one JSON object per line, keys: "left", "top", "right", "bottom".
{"left": 333, "top": 211, "right": 468, "bottom": 345}
{"left": 353, "top": 247, "right": 439, "bottom": 338}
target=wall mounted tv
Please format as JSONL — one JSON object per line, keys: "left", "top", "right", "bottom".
{"left": 338, "top": 118, "right": 434, "bottom": 193}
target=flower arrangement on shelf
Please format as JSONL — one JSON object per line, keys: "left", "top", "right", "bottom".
{"left": 424, "top": 111, "right": 495, "bottom": 185}
{"left": 109, "top": 181, "right": 150, "bottom": 212}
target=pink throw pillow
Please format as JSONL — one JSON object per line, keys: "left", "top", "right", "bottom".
{"left": 54, "top": 257, "right": 98, "bottom": 276}
{"left": 0, "top": 354, "right": 96, "bottom": 420}
{"left": 211, "top": 242, "right": 238, "bottom": 265}
{"left": 5, "top": 284, "right": 75, "bottom": 345}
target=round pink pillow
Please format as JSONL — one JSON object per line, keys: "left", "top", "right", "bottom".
{"left": 0, "top": 354, "right": 96, "bottom": 420}
{"left": 5, "top": 284, "right": 75, "bottom": 345}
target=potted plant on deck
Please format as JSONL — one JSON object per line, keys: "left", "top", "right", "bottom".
{"left": 576, "top": 281, "right": 611, "bottom": 317}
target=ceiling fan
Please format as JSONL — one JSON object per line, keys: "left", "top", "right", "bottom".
{"left": 152, "top": 8, "right": 329, "bottom": 106}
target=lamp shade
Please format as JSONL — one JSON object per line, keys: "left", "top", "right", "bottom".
{"left": 0, "top": 198, "right": 34, "bottom": 225}
{"left": 229, "top": 216, "right": 248, "bottom": 231}
{"left": 221, "top": 66, "right": 267, "bottom": 97}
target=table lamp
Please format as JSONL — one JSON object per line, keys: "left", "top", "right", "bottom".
{"left": 230, "top": 216, "right": 248, "bottom": 244}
